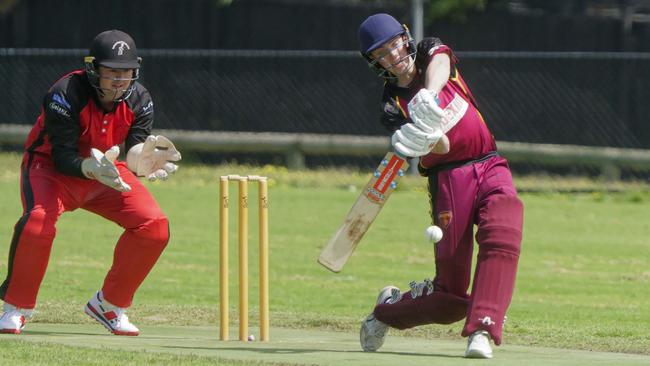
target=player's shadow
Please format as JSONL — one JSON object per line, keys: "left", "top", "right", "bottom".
{"left": 23, "top": 330, "right": 183, "bottom": 341}
{"left": 163, "top": 345, "right": 461, "bottom": 359}
{"left": 23, "top": 330, "right": 103, "bottom": 337}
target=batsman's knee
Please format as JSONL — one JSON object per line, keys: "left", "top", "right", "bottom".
{"left": 475, "top": 195, "right": 523, "bottom": 255}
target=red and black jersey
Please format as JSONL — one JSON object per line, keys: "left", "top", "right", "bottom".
{"left": 23, "top": 69, "right": 154, "bottom": 178}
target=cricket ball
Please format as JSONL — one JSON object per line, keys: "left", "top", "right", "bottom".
{"left": 247, "top": 334, "right": 255, "bottom": 341}
{"left": 425, "top": 225, "right": 443, "bottom": 243}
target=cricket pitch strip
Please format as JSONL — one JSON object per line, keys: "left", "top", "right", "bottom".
{"left": 2, "top": 323, "right": 649, "bottom": 366}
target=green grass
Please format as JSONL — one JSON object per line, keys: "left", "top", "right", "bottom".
{"left": 0, "top": 338, "right": 271, "bottom": 366}
{"left": 0, "top": 151, "right": 649, "bottom": 364}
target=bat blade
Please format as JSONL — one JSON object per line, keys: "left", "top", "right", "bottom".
{"left": 318, "top": 152, "right": 408, "bottom": 272}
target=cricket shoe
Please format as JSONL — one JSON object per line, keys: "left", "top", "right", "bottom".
{"left": 84, "top": 291, "right": 139, "bottom": 336}
{"left": 360, "top": 285, "right": 400, "bottom": 352}
{"left": 0, "top": 303, "right": 32, "bottom": 334}
{"left": 465, "top": 330, "right": 493, "bottom": 359}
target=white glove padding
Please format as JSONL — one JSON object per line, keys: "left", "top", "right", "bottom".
{"left": 81, "top": 146, "right": 132, "bottom": 192}
{"left": 126, "top": 135, "right": 182, "bottom": 181}
{"left": 391, "top": 123, "right": 444, "bottom": 157}
{"left": 407, "top": 88, "right": 445, "bottom": 132}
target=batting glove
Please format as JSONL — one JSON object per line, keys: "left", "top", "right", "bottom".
{"left": 391, "top": 123, "right": 444, "bottom": 157}
{"left": 408, "top": 88, "right": 445, "bottom": 132}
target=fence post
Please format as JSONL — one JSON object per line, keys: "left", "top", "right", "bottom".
{"left": 285, "top": 145, "right": 305, "bottom": 170}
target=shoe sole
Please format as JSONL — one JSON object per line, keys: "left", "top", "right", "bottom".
{"left": 360, "top": 320, "right": 378, "bottom": 352}
{"left": 359, "top": 286, "right": 397, "bottom": 352}
{"left": 465, "top": 350, "right": 493, "bottom": 359}
{"left": 84, "top": 303, "right": 139, "bottom": 336}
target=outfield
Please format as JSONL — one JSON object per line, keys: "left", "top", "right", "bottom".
{"left": 0, "top": 152, "right": 649, "bottom": 364}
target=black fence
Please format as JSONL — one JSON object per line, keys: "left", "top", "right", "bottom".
{"left": 2, "top": 48, "right": 650, "bottom": 150}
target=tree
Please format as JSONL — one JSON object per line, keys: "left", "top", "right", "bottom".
{"left": 426, "top": 0, "right": 487, "bottom": 22}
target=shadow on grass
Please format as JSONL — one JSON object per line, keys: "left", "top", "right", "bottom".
{"left": 23, "top": 330, "right": 104, "bottom": 337}
{"left": 163, "top": 345, "right": 462, "bottom": 359}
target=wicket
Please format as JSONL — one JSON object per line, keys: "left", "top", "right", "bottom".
{"left": 219, "top": 175, "right": 269, "bottom": 342}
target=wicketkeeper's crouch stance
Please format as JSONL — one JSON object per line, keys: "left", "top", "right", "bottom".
{"left": 0, "top": 30, "right": 181, "bottom": 336}
{"left": 357, "top": 14, "right": 524, "bottom": 359}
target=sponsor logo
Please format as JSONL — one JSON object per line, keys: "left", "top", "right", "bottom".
{"left": 142, "top": 101, "right": 153, "bottom": 115}
{"left": 372, "top": 155, "right": 404, "bottom": 195}
{"left": 52, "top": 93, "right": 71, "bottom": 109}
{"left": 439, "top": 93, "right": 468, "bottom": 133}
{"left": 428, "top": 45, "right": 443, "bottom": 56}
{"left": 112, "top": 41, "right": 130, "bottom": 56}
{"left": 437, "top": 211, "right": 452, "bottom": 229}
{"left": 48, "top": 102, "right": 71, "bottom": 118}
{"left": 365, "top": 187, "right": 385, "bottom": 203}
{"left": 479, "top": 316, "right": 496, "bottom": 326}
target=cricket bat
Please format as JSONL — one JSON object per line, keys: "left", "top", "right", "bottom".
{"left": 318, "top": 152, "right": 409, "bottom": 272}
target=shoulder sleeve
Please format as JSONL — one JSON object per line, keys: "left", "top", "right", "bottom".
{"left": 415, "top": 37, "right": 457, "bottom": 71}
{"left": 379, "top": 87, "right": 409, "bottom": 132}
{"left": 43, "top": 75, "right": 86, "bottom": 178}
{"left": 125, "top": 83, "right": 154, "bottom": 152}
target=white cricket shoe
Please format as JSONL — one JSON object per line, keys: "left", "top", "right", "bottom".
{"left": 0, "top": 303, "right": 32, "bottom": 334}
{"left": 465, "top": 330, "right": 493, "bottom": 359}
{"left": 360, "top": 285, "right": 399, "bottom": 352}
{"left": 84, "top": 291, "right": 139, "bottom": 336}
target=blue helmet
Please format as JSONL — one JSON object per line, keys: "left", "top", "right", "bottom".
{"left": 358, "top": 13, "right": 416, "bottom": 80}
{"left": 358, "top": 13, "right": 405, "bottom": 54}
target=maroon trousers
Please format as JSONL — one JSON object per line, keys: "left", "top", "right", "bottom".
{"left": 375, "top": 155, "right": 523, "bottom": 345}
{"left": 0, "top": 153, "right": 169, "bottom": 309}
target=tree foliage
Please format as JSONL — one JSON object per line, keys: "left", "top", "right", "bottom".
{"left": 426, "top": 0, "right": 487, "bottom": 22}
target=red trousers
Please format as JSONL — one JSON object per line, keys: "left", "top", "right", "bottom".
{"left": 0, "top": 153, "right": 169, "bottom": 309}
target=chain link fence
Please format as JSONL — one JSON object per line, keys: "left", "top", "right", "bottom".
{"left": 1, "top": 48, "right": 650, "bottom": 183}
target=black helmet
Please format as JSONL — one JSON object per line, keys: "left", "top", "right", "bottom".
{"left": 84, "top": 30, "right": 142, "bottom": 101}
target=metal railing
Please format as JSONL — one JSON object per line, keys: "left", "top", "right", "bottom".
{"left": 2, "top": 124, "right": 649, "bottom": 179}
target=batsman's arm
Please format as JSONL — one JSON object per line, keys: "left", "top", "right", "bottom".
{"left": 424, "top": 52, "right": 451, "bottom": 94}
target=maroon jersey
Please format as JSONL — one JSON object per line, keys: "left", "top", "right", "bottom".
{"left": 23, "top": 70, "right": 154, "bottom": 178}
{"left": 379, "top": 38, "right": 496, "bottom": 169}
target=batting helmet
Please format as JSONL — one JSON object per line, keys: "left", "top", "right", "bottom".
{"left": 358, "top": 14, "right": 416, "bottom": 80}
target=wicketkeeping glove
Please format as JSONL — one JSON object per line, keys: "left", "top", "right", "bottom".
{"left": 391, "top": 123, "right": 444, "bottom": 157}
{"left": 81, "top": 146, "right": 132, "bottom": 192}
{"left": 126, "top": 135, "right": 182, "bottom": 181}
{"left": 407, "top": 88, "right": 445, "bottom": 132}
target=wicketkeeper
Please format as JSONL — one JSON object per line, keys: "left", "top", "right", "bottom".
{"left": 357, "top": 14, "right": 524, "bottom": 358}
{"left": 0, "top": 30, "right": 181, "bottom": 336}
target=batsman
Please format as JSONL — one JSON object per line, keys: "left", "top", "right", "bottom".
{"left": 0, "top": 30, "right": 181, "bottom": 336}
{"left": 357, "top": 14, "right": 524, "bottom": 358}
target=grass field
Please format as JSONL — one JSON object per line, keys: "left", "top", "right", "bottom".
{"left": 0, "top": 151, "right": 649, "bottom": 364}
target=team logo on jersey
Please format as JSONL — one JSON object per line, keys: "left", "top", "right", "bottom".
{"left": 384, "top": 100, "right": 399, "bottom": 115}
{"left": 112, "top": 41, "right": 130, "bottom": 56}
{"left": 437, "top": 211, "right": 452, "bottom": 229}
